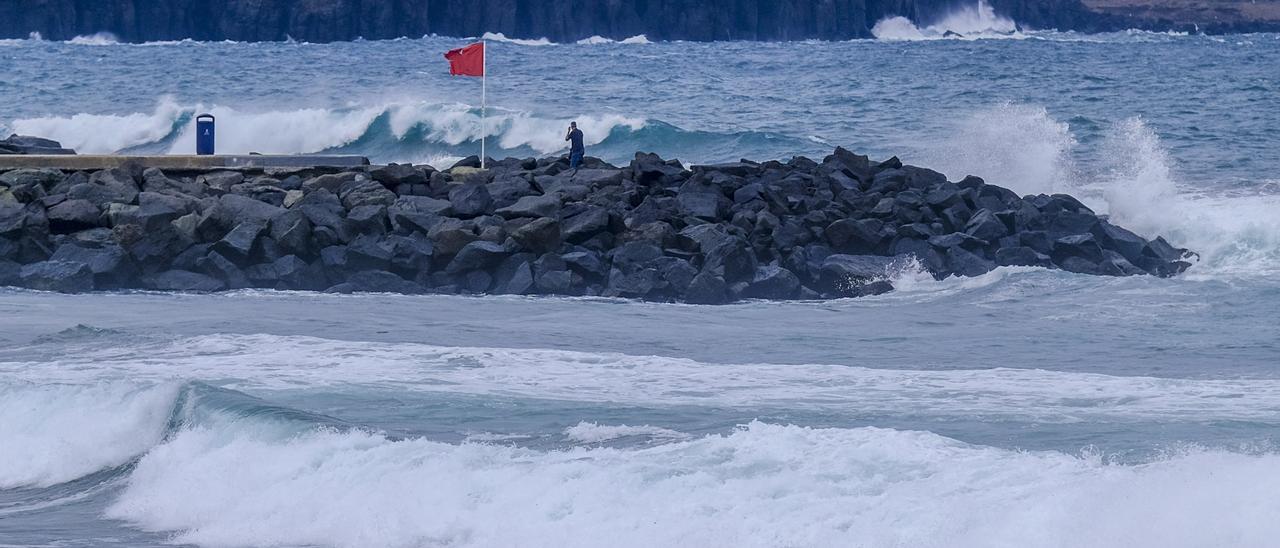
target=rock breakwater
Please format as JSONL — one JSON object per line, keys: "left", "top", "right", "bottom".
{"left": 0, "top": 148, "right": 1195, "bottom": 302}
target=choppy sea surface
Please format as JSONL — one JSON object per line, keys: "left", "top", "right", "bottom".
{"left": 2, "top": 15, "right": 1280, "bottom": 548}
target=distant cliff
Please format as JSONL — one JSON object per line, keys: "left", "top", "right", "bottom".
{"left": 0, "top": 0, "right": 1273, "bottom": 43}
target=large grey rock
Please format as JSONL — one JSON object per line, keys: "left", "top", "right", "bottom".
{"left": 340, "top": 179, "right": 398, "bottom": 210}
{"left": 68, "top": 169, "right": 139, "bottom": 204}
{"left": 143, "top": 270, "right": 226, "bottom": 292}
{"left": 511, "top": 217, "right": 561, "bottom": 253}
{"left": 49, "top": 243, "right": 134, "bottom": 287}
{"left": 817, "top": 254, "right": 898, "bottom": 296}
{"left": 446, "top": 240, "right": 509, "bottom": 273}
{"left": 497, "top": 194, "right": 561, "bottom": 219}
{"left": 213, "top": 222, "right": 265, "bottom": 262}
{"left": 216, "top": 193, "right": 285, "bottom": 226}
{"left": 326, "top": 270, "right": 422, "bottom": 294}
{"left": 18, "top": 260, "right": 94, "bottom": 293}
{"left": 743, "top": 265, "right": 801, "bottom": 299}
{"left": 825, "top": 218, "right": 885, "bottom": 254}
{"left": 448, "top": 184, "right": 493, "bottom": 217}
{"left": 561, "top": 207, "right": 610, "bottom": 244}
{"left": 684, "top": 271, "right": 729, "bottom": 304}
{"left": 47, "top": 199, "right": 100, "bottom": 233}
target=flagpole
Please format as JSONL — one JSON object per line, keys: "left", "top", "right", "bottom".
{"left": 481, "top": 40, "right": 487, "bottom": 170}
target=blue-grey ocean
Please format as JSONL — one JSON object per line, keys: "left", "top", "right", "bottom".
{"left": 2, "top": 13, "right": 1280, "bottom": 548}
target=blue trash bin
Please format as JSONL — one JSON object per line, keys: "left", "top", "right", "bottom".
{"left": 196, "top": 114, "right": 215, "bottom": 155}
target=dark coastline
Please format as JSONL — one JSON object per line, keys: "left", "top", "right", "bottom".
{"left": 1, "top": 0, "right": 1273, "bottom": 44}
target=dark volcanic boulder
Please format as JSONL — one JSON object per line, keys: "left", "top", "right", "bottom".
{"left": 446, "top": 241, "right": 509, "bottom": 273}
{"left": 326, "top": 270, "right": 422, "bottom": 294}
{"left": 448, "top": 184, "right": 493, "bottom": 217}
{"left": 49, "top": 243, "right": 135, "bottom": 287}
{"left": 0, "top": 135, "right": 75, "bottom": 155}
{"left": 143, "top": 270, "right": 226, "bottom": 292}
{"left": 18, "top": 260, "right": 94, "bottom": 293}
{"left": 47, "top": 199, "right": 101, "bottom": 233}
{"left": 742, "top": 265, "right": 801, "bottom": 300}
{"left": 684, "top": 271, "right": 729, "bottom": 305}
{"left": 511, "top": 217, "right": 561, "bottom": 253}
{"left": 817, "top": 254, "right": 898, "bottom": 297}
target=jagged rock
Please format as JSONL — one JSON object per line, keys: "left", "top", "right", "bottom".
{"left": 49, "top": 243, "right": 134, "bottom": 287}
{"left": 18, "top": 260, "right": 94, "bottom": 292}
{"left": 1, "top": 169, "right": 64, "bottom": 190}
{"left": 446, "top": 240, "right": 509, "bottom": 273}
{"left": 562, "top": 207, "right": 611, "bottom": 244}
{"left": 340, "top": 178, "right": 398, "bottom": 210}
{"left": 826, "top": 218, "right": 884, "bottom": 254}
{"left": 448, "top": 183, "right": 493, "bottom": 218}
{"left": 371, "top": 163, "right": 426, "bottom": 186}
{"left": 214, "top": 222, "right": 265, "bottom": 263}
{"left": 964, "top": 209, "right": 1009, "bottom": 242}
{"left": 995, "top": 246, "right": 1051, "bottom": 267}
{"left": 198, "top": 250, "right": 251, "bottom": 289}
{"left": 217, "top": 193, "right": 285, "bottom": 226}
{"left": 0, "top": 259, "right": 19, "bottom": 286}
{"left": 1053, "top": 233, "right": 1105, "bottom": 265}
{"left": 142, "top": 269, "right": 226, "bottom": 291}
{"left": 347, "top": 205, "right": 388, "bottom": 236}
{"left": 511, "top": 217, "right": 561, "bottom": 253}
{"left": 946, "top": 246, "right": 996, "bottom": 277}
{"left": 743, "top": 265, "right": 801, "bottom": 299}
{"left": 703, "top": 237, "right": 757, "bottom": 283}
{"left": 562, "top": 250, "right": 607, "bottom": 278}
{"left": 326, "top": 270, "right": 422, "bottom": 294}
{"left": 47, "top": 199, "right": 100, "bottom": 233}
{"left": 497, "top": 194, "right": 561, "bottom": 219}
{"left": 491, "top": 254, "right": 535, "bottom": 295}
{"left": 817, "top": 254, "right": 898, "bottom": 297}
{"left": 685, "top": 271, "right": 729, "bottom": 304}
{"left": 69, "top": 169, "right": 139, "bottom": 204}
{"left": 384, "top": 233, "right": 435, "bottom": 272}
{"left": 676, "top": 184, "right": 729, "bottom": 220}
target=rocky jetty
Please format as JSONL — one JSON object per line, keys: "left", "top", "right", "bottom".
{"left": 0, "top": 148, "right": 1195, "bottom": 302}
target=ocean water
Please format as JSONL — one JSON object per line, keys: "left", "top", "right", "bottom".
{"left": 3, "top": 12, "right": 1280, "bottom": 548}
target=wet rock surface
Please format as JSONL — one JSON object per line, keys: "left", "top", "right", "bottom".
{"left": 0, "top": 149, "right": 1196, "bottom": 301}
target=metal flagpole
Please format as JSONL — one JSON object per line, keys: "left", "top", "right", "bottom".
{"left": 481, "top": 40, "right": 487, "bottom": 170}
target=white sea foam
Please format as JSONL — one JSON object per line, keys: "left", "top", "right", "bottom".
{"left": 66, "top": 32, "right": 121, "bottom": 46}
{"left": 6, "top": 334, "right": 1280, "bottom": 423}
{"left": 919, "top": 102, "right": 1078, "bottom": 196}
{"left": 563, "top": 422, "right": 691, "bottom": 444}
{"left": 873, "top": 1, "right": 1021, "bottom": 41}
{"left": 105, "top": 421, "right": 1280, "bottom": 548}
{"left": 0, "top": 382, "right": 177, "bottom": 489}
{"left": 480, "top": 32, "right": 553, "bottom": 47}
{"left": 576, "top": 35, "right": 651, "bottom": 45}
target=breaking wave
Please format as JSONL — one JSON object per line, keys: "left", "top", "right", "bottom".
{"left": 2, "top": 377, "right": 1276, "bottom": 548}
{"left": 872, "top": 0, "right": 1021, "bottom": 41}
{"left": 66, "top": 32, "right": 122, "bottom": 46}
{"left": 7, "top": 97, "right": 815, "bottom": 168}
{"left": 916, "top": 102, "right": 1280, "bottom": 276}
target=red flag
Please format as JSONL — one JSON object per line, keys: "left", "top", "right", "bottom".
{"left": 444, "top": 42, "right": 485, "bottom": 77}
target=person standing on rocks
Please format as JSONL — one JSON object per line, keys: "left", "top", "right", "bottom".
{"left": 565, "top": 121, "right": 585, "bottom": 172}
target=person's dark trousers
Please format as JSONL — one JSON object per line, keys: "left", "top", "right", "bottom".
{"left": 570, "top": 151, "right": 583, "bottom": 170}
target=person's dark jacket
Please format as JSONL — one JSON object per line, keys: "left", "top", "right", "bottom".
{"left": 566, "top": 128, "right": 584, "bottom": 154}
